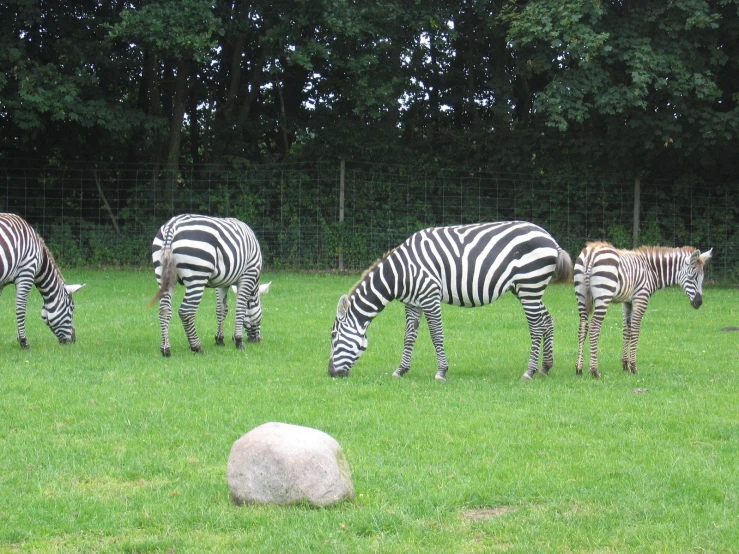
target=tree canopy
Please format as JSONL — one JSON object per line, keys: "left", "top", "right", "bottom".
{"left": 1, "top": 0, "right": 737, "bottom": 181}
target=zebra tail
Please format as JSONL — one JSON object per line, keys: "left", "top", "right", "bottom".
{"left": 148, "top": 246, "right": 177, "bottom": 307}
{"left": 583, "top": 270, "right": 593, "bottom": 316}
{"left": 551, "top": 248, "right": 574, "bottom": 284}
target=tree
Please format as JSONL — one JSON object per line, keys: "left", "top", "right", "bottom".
{"left": 500, "top": 0, "right": 739, "bottom": 180}
{"left": 0, "top": 0, "right": 147, "bottom": 161}
{"left": 110, "top": 0, "right": 221, "bottom": 175}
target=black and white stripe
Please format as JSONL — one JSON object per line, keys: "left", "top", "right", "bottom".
{"left": 328, "top": 221, "right": 573, "bottom": 380}
{"left": 574, "top": 241, "right": 712, "bottom": 377}
{"left": 151, "top": 214, "right": 270, "bottom": 356}
{"left": 0, "top": 213, "right": 84, "bottom": 347}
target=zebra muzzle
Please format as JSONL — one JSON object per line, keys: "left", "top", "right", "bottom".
{"left": 328, "top": 359, "right": 348, "bottom": 378}
{"left": 691, "top": 294, "right": 703, "bottom": 309}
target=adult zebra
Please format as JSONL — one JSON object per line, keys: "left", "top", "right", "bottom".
{"left": 574, "top": 241, "right": 712, "bottom": 378}
{"left": 0, "top": 214, "right": 85, "bottom": 347}
{"left": 328, "top": 221, "right": 573, "bottom": 381}
{"left": 151, "top": 214, "right": 270, "bottom": 356}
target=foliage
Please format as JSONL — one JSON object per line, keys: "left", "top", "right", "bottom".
{"left": 501, "top": 0, "right": 739, "bottom": 173}
{"left": 2, "top": 1, "right": 737, "bottom": 176}
{"left": 109, "top": 0, "right": 221, "bottom": 62}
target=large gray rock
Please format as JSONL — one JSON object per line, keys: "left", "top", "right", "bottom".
{"left": 227, "top": 422, "right": 355, "bottom": 507}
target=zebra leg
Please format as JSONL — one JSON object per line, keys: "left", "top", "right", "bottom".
{"left": 518, "top": 296, "right": 547, "bottom": 380}
{"left": 540, "top": 308, "right": 555, "bottom": 375}
{"left": 215, "top": 287, "right": 228, "bottom": 346}
{"left": 621, "top": 303, "right": 633, "bottom": 372}
{"left": 232, "top": 281, "right": 249, "bottom": 349}
{"left": 574, "top": 287, "right": 590, "bottom": 375}
{"left": 626, "top": 299, "right": 649, "bottom": 374}
{"left": 587, "top": 299, "right": 611, "bottom": 378}
{"left": 178, "top": 282, "right": 206, "bottom": 353}
{"left": 14, "top": 278, "right": 33, "bottom": 349}
{"left": 158, "top": 291, "right": 174, "bottom": 356}
{"left": 575, "top": 312, "right": 589, "bottom": 376}
{"left": 393, "top": 305, "right": 422, "bottom": 378}
{"left": 423, "top": 303, "right": 449, "bottom": 382}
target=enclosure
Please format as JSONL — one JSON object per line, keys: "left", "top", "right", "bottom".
{"left": 1, "top": 160, "right": 737, "bottom": 281}
{"left": 1, "top": 271, "right": 737, "bottom": 552}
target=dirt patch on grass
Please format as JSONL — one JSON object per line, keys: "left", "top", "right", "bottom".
{"left": 461, "top": 506, "right": 516, "bottom": 521}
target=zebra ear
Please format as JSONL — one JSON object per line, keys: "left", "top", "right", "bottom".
{"left": 65, "top": 284, "right": 85, "bottom": 295}
{"left": 258, "top": 281, "right": 272, "bottom": 295}
{"left": 698, "top": 248, "right": 713, "bottom": 264}
{"left": 337, "top": 295, "right": 351, "bottom": 319}
{"left": 689, "top": 250, "right": 700, "bottom": 264}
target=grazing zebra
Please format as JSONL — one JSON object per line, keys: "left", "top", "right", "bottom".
{"left": 151, "top": 214, "right": 271, "bottom": 356}
{"left": 328, "top": 221, "right": 573, "bottom": 381}
{"left": 0, "top": 213, "right": 85, "bottom": 347}
{"left": 574, "top": 241, "right": 712, "bottom": 378}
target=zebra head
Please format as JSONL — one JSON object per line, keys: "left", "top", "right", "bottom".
{"left": 678, "top": 249, "right": 712, "bottom": 309}
{"left": 243, "top": 281, "right": 271, "bottom": 342}
{"left": 41, "top": 283, "right": 85, "bottom": 344}
{"left": 328, "top": 294, "right": 369, "bottom": 377}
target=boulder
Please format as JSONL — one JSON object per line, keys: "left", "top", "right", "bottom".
{"left": 227, "top": 422, "right": 355, "bottom": 507}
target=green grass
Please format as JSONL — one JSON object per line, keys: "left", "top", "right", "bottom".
{"left": 1, "top": 270, "right": 737, "bottom": 553}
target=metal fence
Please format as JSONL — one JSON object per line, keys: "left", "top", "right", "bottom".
{"left": 1, "top": 161, "right": 737, "bottom": 281}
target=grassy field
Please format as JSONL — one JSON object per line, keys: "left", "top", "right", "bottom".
{"left": 1, "top": 270, "right": 737, "bottom": 553}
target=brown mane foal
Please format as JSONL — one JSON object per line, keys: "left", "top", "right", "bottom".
{"left": 574, "top": 241, "right": 712, "bottom": 378}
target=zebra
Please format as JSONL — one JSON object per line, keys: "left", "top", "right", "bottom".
{"left": 328, "top": 221, "right": 573, "bottom": 381}
{"left": 151, "top": 214, "right": 271, "bottom": 356}
{"left": 0, "top": 213, "right": 85, "bottom": 347}
{"left": 574, "top": 241, "right": 712, "bottom": 378}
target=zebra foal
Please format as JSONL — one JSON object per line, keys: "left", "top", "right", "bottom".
{"left": 151, "top": 214, "right": 270, "bottom": 356}
{"left": 328, "top": 221, "right": 572, "bottom": 381}
{"left": 574, "top": 241, "right": 712, "bottom": 378}
{"left": 0, "top": 214, "right": 85, "bottom": 347}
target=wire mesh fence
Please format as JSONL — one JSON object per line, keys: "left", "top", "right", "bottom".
{"left": 1, "top": 160, "right": 737, "bottom": 281}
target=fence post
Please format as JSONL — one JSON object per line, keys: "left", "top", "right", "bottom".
{"left": 339, "top": 160, "right": 345, "bottom": 271}
{"left": 632, "top": 176, "right": 640, "bottom": 248}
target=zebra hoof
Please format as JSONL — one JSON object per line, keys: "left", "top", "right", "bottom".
{"left": 191, "top": 346, "right": 204, "bottom": 354}
{"left": 575, "top": 368, "right": 583, "bottom": 376}
{"left": 215, "top": 335, "right": 225, "bottom": 346}
{"left": 392, "top": 369, "right": 406, "bottom": 378}
{"left": 161, "top": 347, "right": 171, "bottom": 357}
{"left": 541, "top": 366, "right": 552, "bottom": 376}
{"left": 590, "top": 369, "right": 601, "bottom": 379}
{"left": 434, "top": 372, "right": 447, "bottom": 382}
{"left": 234, "top": 338, "right": 245, "bottom": 350}
{"left": 18, "top": 339, "right": 29, "bottom": 350}
{"left": 247, "top": 336, "right": 261, "bottom": 343}
{"left": 521, "top": 372, "right": 533, "bottom": 381}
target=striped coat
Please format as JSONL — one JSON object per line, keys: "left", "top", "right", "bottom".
{"left": 329, "top": 221, "right": 572, "bottom": 381}
{"left": 0, "top": 214, "right": 84, "bottom": 347}
{"left": 151, "top": 214, "right": 270, "bottom": 356}
{"left": 574, "top": 241, "right": 712, "bottom": 377}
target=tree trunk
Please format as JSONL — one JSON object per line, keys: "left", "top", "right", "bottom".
{"left": 165, "top": 59, "right": 191, "bottom": 179}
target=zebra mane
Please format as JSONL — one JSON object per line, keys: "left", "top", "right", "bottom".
{"left": 634, "top": 245, "right": 697, "bottom": 261}
{"left": 37, "top": 235, "right": 65, "bottom": 279}
{"left": 587, "top": 241, "right": 699, "bottom": 263}
{"left": 348, "top": 247, "right": 397, "bottom": 296}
